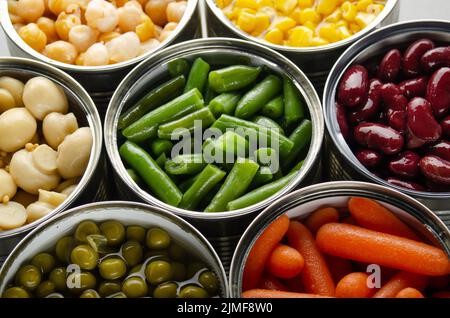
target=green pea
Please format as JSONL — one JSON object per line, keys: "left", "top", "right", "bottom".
{"left": 172, "top": 262, "right": 187, "bottom": 281}
{"left": 98, "top": 281, "right": 122, "bottom": 297}
{"left": 2, "top": 287, "right": 29, "bottom": 298}
{"left": 187, "top": 262, "right": 207, "bottom": 279}
{"left": 49, "top": 267, "right": 67, "bottom": 291}
{"left": 153, "top": 282, "right": 178, "bottom": 298}
{"left": 66, "top": 271, "right": 97, "bottom": 294}
{"left": 179, "top": 285, "right": 209, "bottom": 298}
{"left": 80, "top": 289, "right": 101, "bottom": 298}
{"left": 86, "top": 234, "right": 109, "bottom": 254}
{"left": 168, "top": 244, "right": 186, "bottom": 262}
{"left": 100, "top": 221, "right": 126, "bottom": 247}
{"left": 199, "top": 271, "right": 219, "bottom": 296}
{"left": 70, "top": 245, "right": 99, "bottom": 270}
{"left": 122, "top": 276, "right": 148, "bottom": 298}
{"left": 146, "top": 228, "right": 171, "bottom": 250}
{"left": 99, "top": 257, "right": 127, "bottom": 280}
{"left": 55, "top": 236, "right": 75, "bottom": 263}
{"left": 74, "top": 221, "right": 100, "bottom": 243}
{"left": 145, "top": 260, "right": 173, "bottom": 285}
{"left": 121, "top": 241, "right": 143, "bottom": 267}
{"left": 31, "top": 253, "right": 56, "bottom": 274}
{"left": 35, "top": 280, "right": 56, "bottom": 298}
{"left": 126, "top": 226, "right": 146, "bottom": 242}
{"left": 16, "top": 264, "right": 41, "bottom": 291}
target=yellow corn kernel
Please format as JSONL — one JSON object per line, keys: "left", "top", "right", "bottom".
{"left": 303, "top": 21, "right": 317, "bottom": 31}
{"left": 237, "top": 11, "right": 257, "bottom": 33}
{"left": 274, "top": 17, "right": 296, "bottom": 32}
{"left": 336, "top": 20, "right": 348, "bottom": 27}
{"left": 224, "top": 7, "right": 240, "bottom": 20}
{"left": 54, "top": 12, "right": 81, "bottom": 41}
{"left": 275, "top": 0, "right": 297, "bottom": 15}
{"left": 311, "top": 37, "right": 329, "bottom": 46}
{"left": 252, "top": 14, "right": 271, "bottom": 36}
{"left": 349, "top": 22, "right": 361, "bottom": 33}
{"left": 341, "top": 1, "right": 357, "bottom": 21}
{"left": 325, "top": 8, "right": 342, "bottom": 23}
{"left": 257, "top": 0, "right": 274, "bottom": 8}
{"left": 366, "top": 4, "right": 384, "bottom": 15}
{"left": 136, "top": 15, "right": 155, "bottom": 42}
{"left": 19, "top": 23, "right": 47, "bottom": 52}
{"left": 264, "top": 28, "right": 284, "bottom": 45}
{"left": 319, "top": 23, "right": 340, "bottom": 42}
{"left": 338, "top": 25, "right": 352, "bottom": 39}
{"left": 289, "top": 8, "right": 302, "bottom": 23}
{"left": 235, "top": 0, "right": 259, "bottom": 10}
{"left": 355, "top": 12, "right": 375, "bottom": 29}
{"left": 298, "top": 0, "right": 314, "bottom": 8}
{"left": 287, "top": 26, "right": 313, "bottom": 47}
{"left": 299, "top": 8, "right": 321, "bottom": 25}
{"left": 99, "top": 31, "right": 121, "bottom": 43}
{"left": 216, "top": 0, "right": 234, "bottom": 9}
{"left": 356, "top": 0, "right": 372, "bottom": 11}
{"left": 317, "top": 0, "right": 339, "bottom": 16}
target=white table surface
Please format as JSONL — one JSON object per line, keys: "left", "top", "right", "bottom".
{"left": 1, "top": 0, "right": 449, "bottom": 55}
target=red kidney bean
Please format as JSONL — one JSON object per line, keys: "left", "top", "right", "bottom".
{"left": 386, "top": 177, "right": 426, "bottom": 191}
{"left": 380, "top": 83, "right": 408, "bottom": 111}
{"left": 429, "top": 140, "right": 450, "bottom": 161}
{"left": 419, "top": 155, "right": 450, "bottom": 185}
{"left": 441, "top": 115, "right": 450, "bottom": 136}
{"left": 403, "top": 39, "right": 435, "bottom": 77}
{"left": 406, "top": 97, "right": 442, "bottom": 148}
{"left": 348, "top": 79, "right": 382, "bottom": 124}
{"left": 426, "top": 67, "right": 450, "bottom": 117}
{"left": 354, "top": 122, "right": 404, "bottom": 155}
{"left": 338, "top": 65, "right": 369, "bottom": 108}
{"left": 336, "top": 102, "right": 350, "bottom": 140}
{"left": 378, "top": 49, "right": 402, "bottom": 82}
{"left": 421, "top": 46, "right": 450, "bottom": 73}
{"left": 355, "top": 149, "right": 382, "bottom": 168}
{"left": 387, "top": 109, "right": 406, "bottom": 132}
{"left": 398, "top": 76, "right": 429, "bottom": 99}
{"left": 388, "top": 151, "right": 420, "bottom": 179}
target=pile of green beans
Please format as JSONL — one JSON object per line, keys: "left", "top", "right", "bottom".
{"left": 118, "top": 57, "right": 312, "bottom": 212}
{"left": 2, "top": 220, "right": 220, "bottom": 298}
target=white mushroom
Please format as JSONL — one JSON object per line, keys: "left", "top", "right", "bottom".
{"left": 42, "top": 112, "right": 79, "bottom": 149}
{"left": 38, "top": 189, "right": 68, "bottom": 206}
{"left": 22, "top": 76, "right": 68, "bottom": 120}
{"left": 26, "top": 201, "right": 54, "bottom": 223}
{"left": 55, "top": 177, "right": 81, "bottom": 192}
{"left": 32, "top": 144, "right": 58, "bottom": 174}
{"left": 0, "top": 169, "right": 17, "bottom": 202}
{"left": 0, "top": 108, "right": 37, "bottom": 152}
{"left": 0, "top": 76, "right": 24, "bottom": 107}
{"left": 56, "top": 127, "right": 93, "bottom": 179}
{"left": 61, "top": 184, "right": 77, "bottom": 196}
{"left": 9, "top": 149, "right": 60, "bottom": 195}
{"left": 0, "top": 88, "right": 16, "bottom": 113}
{"left": 0, "top": 201, "right": 27, "bottom": 230}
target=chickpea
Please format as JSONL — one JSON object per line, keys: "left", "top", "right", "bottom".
{"left": 0, "top": 77, "right": 24, "bottom": 107}
{"left": 0, "top": 169, "right": 17, "bottom": 203}
{"left": 16, "top": 0, "right": 46, "bottom": 23}
{"left": 43, "top": 112, "right": 79, "bottom": 149}
{"left": 0, "top": 88, "right": 16, "bottom": 113}
{"left": 117, "top": 5, "right": 143, "bottom": 32}
{"left": 56, "top": 127, "right": 93, "bottom": 179}
{"left": 9, "top": 149, "right": 61, "bottom": 195}
{"left": 0, "top": 108, "right": 37, "bottom": 152}
{"left": 36, "top": 17, "right": 58, "bottom": 43}
{"left": 43, "top": 41, "right": 78, "bottom": 64}
{"left": 0, "top": 201, "right": 27, "bottom": 230}
{"left": 12, "top": 190, "right": 38, "bottom": 208}
{"left": 55, "top": 12, "right": 81, "bottom": 41}
{"left": 166, "top": 1, "right": 186, "bottom": 23}
{"left": 82, "top": 43, "right": 109, "bottom": 66}
{"left": 26, "top": 201, "right": 54, "bottom": 223}
{"left": 14, "top": 23, "right": 26, "bottom": 33}
{"left": 145, "top": 0, "right": 174, "bottom": 26}
{"left": 23, "top": 76, "right": 69, "bottom": 120}
{"left": 68, "top": 25, "right": 98, "bottom": 53}
{"left": 38, "top": 189, "right": 68, "bottom": 206}
{"left": 47, "top": 0, "right": 73, "bottom": 15}
{"left": 158, "top": 22, "right": 177, "bottom": 42}
{"left": 85, "top": 0, "right": 119, "bottom": 33}
{"left": 105, "top": 32, "right": 140, "bottom": 63}
{"left": 19, "top": 23, "right": 48, "bottom": 52}
{"left": 139, "top": 38, "right": 160, "bottom": 55}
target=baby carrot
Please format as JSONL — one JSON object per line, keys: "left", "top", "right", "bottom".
{"left": 287, "top": 221, "right": 335, "bottom": 296}
{"left": 266, "top": 244, "right": 304, "bottom": 279}
{"left": 305, "top": 207, "right": 339, "bottom": 235}
{"left": 325, "top": 255, "right": 353, "bottom": 283}
{"left": 258, "top": 273, "right": 288, "bottom": 291}
{"left": 335, "top": 272, "right": 375, "bottom": 298}
{"left": 348, "top": 197, "right": 420, "bottom": 241}
{"left": 316, "top": 223, "right": 450, "bottom": 276}
{"left": 373, "top": 271, "right": 428, "bottom": 298}
{"left": 242, "top": 289, "right": 331, "bottom": 298}
{"left": 242, "top": 214, "right": 290, "bottom": 291}
{"left": 395, "top": 287, "right": 425, "bottom": 298}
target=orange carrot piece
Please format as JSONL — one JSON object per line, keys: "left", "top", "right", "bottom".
{"left": 432, "top": 291, "right": 450, "bottom": 298}
{"left": 243, "top": 214, "right": 290, "bottom": 291}
{"left": 258, "top": 273, "right": 289, "bottom": 291}
{"left": 266, "top": 244, "right": 304, "bottom": 279}
{"left": 373, "top": 271, "right": 428, "bottom": 298}
{"left": 242, "top": 289, "right": 332, "bottom": 298}
{"left": 335, "top": 272, "right": 375, "bottom": 298}
{"left": 316, "top": 223, "right": 450, "bottom": 276}
{"left": 305, "top": 207, "right": 339, "bottom": 234}
{"left": 325, "top": 255, "right": 353, "bottom": 283}
{"left": 348, "top": 197, "right": 420, "bottom": 241}
{"left": 395, "top": 287, "right": 425, "bottom": 298}
{"left": 287, "top": 221, "right": 335, "bottom": 296}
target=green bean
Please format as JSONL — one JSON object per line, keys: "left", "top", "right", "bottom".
{"left": 234, "top": 75, "right": 282, "bottom": 119}
{"left": 155, "top": 153, "right": 167, "bottom": 168}
{"left": 204, "top": 81, "right": 218, "bottom": 105}
{"left": 164, "top": 154, "right": 206, "bottom": 175}
{"left": 179, "top": 165, "right": 226, "bottom": 210}
{"left": 118, "top": 75, "right": 185, "bottom": 130}
{"left": 157, "top": 107, "right": 216, "bottom": 139}
{"left": 250, "top": 166, "right": 274, "bottom": 189}
{"left": 208, "top": 65, "right": 262, "bottom": 93}
{"left": 150, "top": 139, "right": 173, "bottom": 157}
{"left": 204, "top": 131, "right": 249, "bottom": 161}
{"left": 168, "top": 58, "right": 190, "bottom": 77}
{"left": 283, "top": 76, "right": 305, "bottom": 127}
{"left": 208, "top": 92, "right": 241, "bottom": 117}
{"left": 261, "top": 95, "right": 284, "bottom": 119}
{"left": 119, "top": 141, "right": 183, "bottom": 206}
{"left": 122, "top": 88, "right": 204, "bottom": 143}
{"left": 127, "top": 169, "right": 141, "bottom": 184}
{"left": 253, "top": 147, "right": 277, "bottom": 167}
{"left": 205, "top": 159, "right": 259, "bottom": 212}
{"left": 282, "top": 119, "right": 312, "bottom": 171}
{"left": 252, "top": 116, "right": 285, "bottom": 135}
{"left": 184, "top": 58, "right": 210, "bottom": 93}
